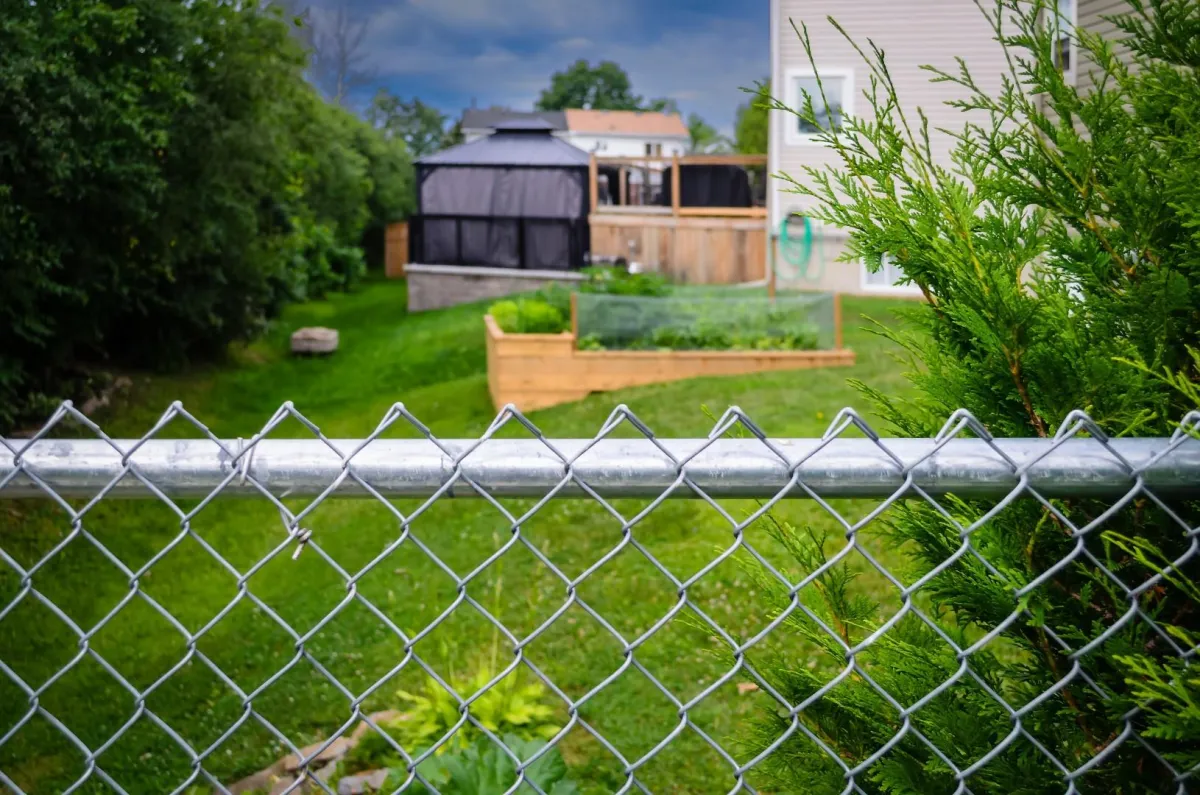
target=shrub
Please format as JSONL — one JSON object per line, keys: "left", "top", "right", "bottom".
{"left": 0, "top": 0, "right": 414, "bottom": 432}
{"left": 734, "top": 1, "right": 1200, "bottom": 792}
{"left": 279, "top": 218, "right": 368, "bottom": 301}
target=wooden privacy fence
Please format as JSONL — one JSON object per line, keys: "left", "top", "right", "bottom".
{"left": 588, "top": 153, "right": 769, "bottom": 285}
{"left": 589, "top": 212, "right": 767, "bottom": 284}
{"left": 385, "top": 221, "right": 408, "bottom": 278}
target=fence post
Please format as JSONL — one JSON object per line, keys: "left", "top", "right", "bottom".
{"left": 385, "top": 221, "right": 408, "bottom": 279}
{"left": 589, "top": 154, "right": 599, "bottom": 214}
{"left": 768, "top": 232, "right": 777, "bottom": 300}
{"left": 570, "top": 290, "right": 579, "bottom": 340}
{"left": 834, "top": 292, "right": 844, "bottom": 350}
{"left": 671, "top": 154, "right": 681, "bottom": 217}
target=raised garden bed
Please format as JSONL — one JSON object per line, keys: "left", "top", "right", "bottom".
{"left": 485, "top": 291, "right": 856, "bottom": 412}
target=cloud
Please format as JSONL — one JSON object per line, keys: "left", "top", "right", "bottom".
{"left": 352, "top": 2, "right": 766, "bottom": 133}
{"left": 299, "top": 0, "right": 765, "bottom": 130}
{"left": 361, "top": 0, "right": 635, "bottom": 38}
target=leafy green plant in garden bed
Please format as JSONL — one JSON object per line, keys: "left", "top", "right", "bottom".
{"left": 381, "top": 734, "right": 579, "bottom": 795}
{"left": 489, "top": 298, "right": 567, "bottom": 334}
{"left": 488, "top": 266, "right": 671, "bottom": 336}
{"left": 622, "top": 324, "right": 821, "bottom": 352}
{"left": 578, "top": 265, "right": 670, "bottom": 298}
{"left": 489, "top": 267, "right": 827, "bottom": 351}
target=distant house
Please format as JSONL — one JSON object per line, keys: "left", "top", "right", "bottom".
{"left": 459, "top": 107, "right": 689, "bottom": 158}
{"left": 560, "top": 109, "right": 689, "bottom": 158}
{"left": 767, "top": 0, "right": 1113, "bottom": 296}
{"left": 459, "top": 107, "right": 690, "bottom": 206}
{"left": 461, "top": 108, "right": 567, "bottom": 143}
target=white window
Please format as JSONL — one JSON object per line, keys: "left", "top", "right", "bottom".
{"left": 785, "top": 67, "right": 854, "bottom": 146}
{"left": 861, "top": 252, "right": 921, "bottom": 295}
{"left": 1051, "top": 0, "right": 1075, "bottom": 82}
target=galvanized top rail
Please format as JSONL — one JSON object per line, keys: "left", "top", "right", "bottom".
{"left": 3, "top": 436, "right": 1198, "bottom": 500}
{"left": 2, "top": 403, "right": 1200, "bottom": 795}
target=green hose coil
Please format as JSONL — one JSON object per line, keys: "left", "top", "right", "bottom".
{"left": 775, "top": 211, "right": 825, "bottom": 283}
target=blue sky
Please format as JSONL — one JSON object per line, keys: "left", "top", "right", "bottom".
{"left": 324, "top": 0, "right": 768, "bottom": 134}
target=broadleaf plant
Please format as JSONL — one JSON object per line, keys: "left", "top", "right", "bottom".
{"left": 393, "top": 733, "right": 579, "bottom": 795}
{"left": 392, "top": 667, "right": 560, "bottom": 756}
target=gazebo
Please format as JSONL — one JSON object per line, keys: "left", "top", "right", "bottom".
{"left": 411, "top": 118, "right": 591, "bottom": 271}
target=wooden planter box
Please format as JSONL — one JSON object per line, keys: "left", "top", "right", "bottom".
{"left": 485, "top": 299, "right": 856, "bottom": 412}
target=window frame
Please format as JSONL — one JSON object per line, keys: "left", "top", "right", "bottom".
{"left": 860, "top": 252, "right": 922, "bottom": 296}
{"left": 784, "top": 66, "right": 855, "bottom": 147}
{"left": 1051, "top": 0, "right": 1076, "bottom": 85}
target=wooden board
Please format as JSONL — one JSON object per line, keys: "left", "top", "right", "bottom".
{"left": 589, "top": 214, "right": 768, "bottom": 284}
{"left": 385, "top": 222, "right": 408, "bottom": 279}
{"left": 486, "top": 314, "right": 855, "bottom": 412}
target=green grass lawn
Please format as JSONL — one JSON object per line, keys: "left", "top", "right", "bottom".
{"left": 0, "top": 278, "right": 922, "bottom": 794}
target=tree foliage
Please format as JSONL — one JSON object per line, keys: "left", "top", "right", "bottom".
{"left": 536, "top": 60, "right": 642, "bottom": 110}
{"left": 535, "top": 59, "right": 677, "bottom": 114}
{"left": 0, "top": 0, "right": 413, "bottom": 431}
{"left": 646, "top": 97, "right": 682, "bottom": 115}
{"left": 734, "top": 79, "right": 770, "bottom": 153}
{"left": 368, "top": 90, "right": 453, "bottom": 158}
{"left": 687, "top": 113, "right": 732, "bottom": 153}
{"left": 737, "top": 1, "right": 1200, "bottom": 792}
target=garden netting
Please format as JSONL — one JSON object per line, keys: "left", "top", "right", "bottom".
{"left": 574, "top": 291, "right": 837, "bottom": 351}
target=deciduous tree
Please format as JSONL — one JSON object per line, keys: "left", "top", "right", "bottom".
{"left": 535, "top": 60, "right": 643, "bottom": 111}
{"left": 686, "top": 113, "right": 731, "bottom": 153}
{"left": 733, "top": 79, "right": 769, "bottom": 153}
{"left": 368, "top": 91, "right": 451, "bottom": 158}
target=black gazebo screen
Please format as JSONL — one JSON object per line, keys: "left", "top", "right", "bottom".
{"left": 412, "top": 119, "right": 591, "bottom": 271}
{"left": 658, "top": 164, "right": 753, "bottom": 208}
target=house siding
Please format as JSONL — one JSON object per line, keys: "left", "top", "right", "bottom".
{"left": 563, "top": 133, "right": 688, "bottom": 158}
{"left": 769, "top": 0, "right": 1009, "bottom": 295}
{"left": 1077, "top": 0, "right": 1135, "bottom": 95}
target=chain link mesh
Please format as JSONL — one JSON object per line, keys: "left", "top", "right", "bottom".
{"left": 1, "top": 401, "right": 1198, "bottom": 794}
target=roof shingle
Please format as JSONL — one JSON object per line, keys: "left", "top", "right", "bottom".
{"left": 564, "top": 109, "right": 689, "bottom": 137}
{"left": 460, "top": 108, "right": 566, "bottom": 131}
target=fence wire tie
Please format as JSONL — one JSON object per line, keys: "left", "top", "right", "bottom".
{"left": 269, "top": 486, "right": 311, "bottom": 561}
{"left": 235, "top": 436, "right": 256, "bottom": 487}
{"left": 290, "top": 528, "right": 313, "bottom": 561}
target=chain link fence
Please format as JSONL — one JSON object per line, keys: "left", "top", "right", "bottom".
{"left": 1, "top": 401, "right": 1198, "bottom": 794}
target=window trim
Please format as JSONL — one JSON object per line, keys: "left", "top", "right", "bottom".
{"left": 860, "top": 253, "right": 923, "bottom": 296}
{"left": 784, "top": 66, "right": 855, "bottom": 147}
{"left": 1051, "top": 0, "right": 1076, "bottom": 86}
